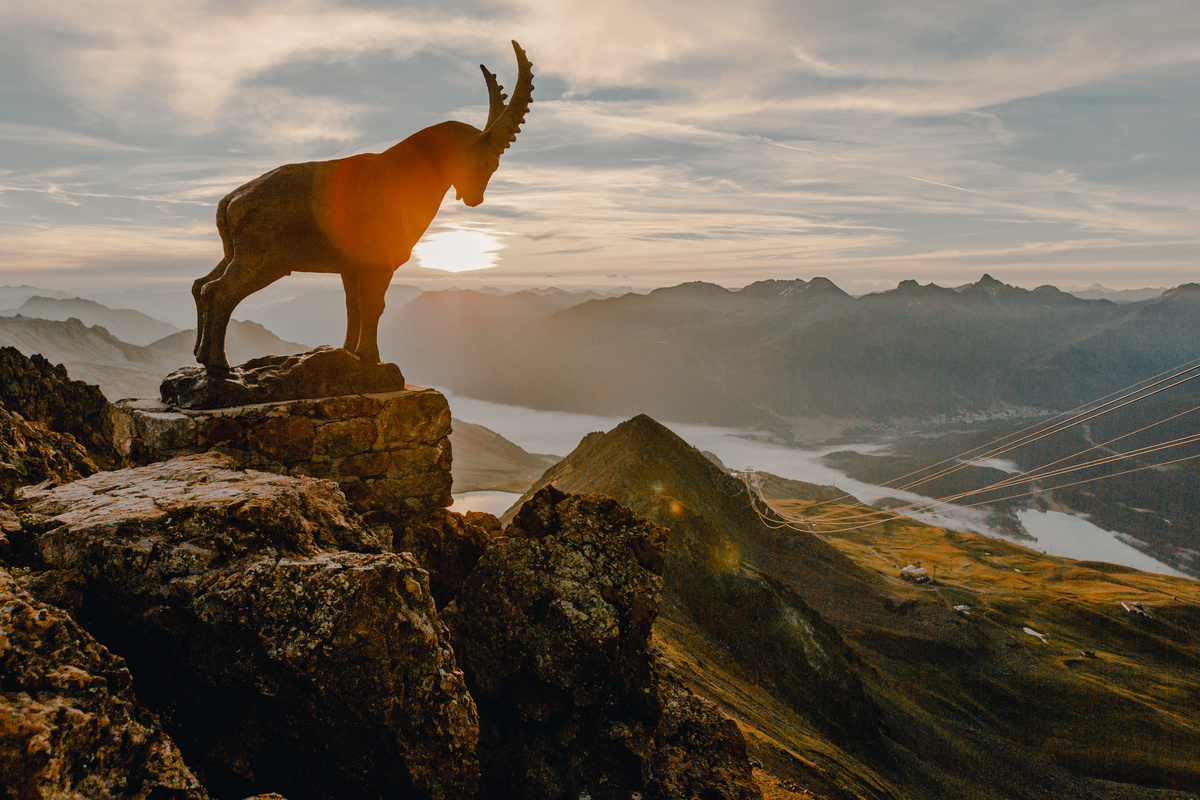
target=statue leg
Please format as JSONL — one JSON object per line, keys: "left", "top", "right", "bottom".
{"left": 192, "top": 257, "right": 230, "bottom": 359}
{"left": 195, "top": 196, "right": 236, "bottom": 360}
{"left": 195, "top": 259, "right": 287, "bottom": 370}
{"left": 341, "top": 271, "right": 361, "bottom": 352}
{"left": 351, "top": 268, "right": 392, "bottom": 363}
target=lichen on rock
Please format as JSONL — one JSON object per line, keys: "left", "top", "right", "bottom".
{"left": 0, "top": 346, "right": 120, "bottom": 470}
{"left": 14, "top": 452, "right": 478, "bottom": 800}
{"left": 387, "top": 507, "right": 499, "bottom": 608}
{"left": 453, "top": 485, "right": 760, "bottom": 800}
{"left": 0, "top": 566, "right": 210, "bottom": 800}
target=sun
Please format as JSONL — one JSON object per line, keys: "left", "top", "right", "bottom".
{"left": 412, "top": 227, "right": 503, "bottom": 273}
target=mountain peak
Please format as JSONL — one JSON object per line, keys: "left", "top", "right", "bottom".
{"left": 501, "top": 414, "right": 885, "bottom": 741}
{"left": 961, "top": 274, "right": 1014, "bottom": 294}
{"left": 1162, "top": 282, "right": 1200, "bottom": 300}
{"left": 737, "top": 277, "right": 851, "bottom": 301}
{"left": 649, "top": 281, "right": 733, "bottom": 299}
{"left": 888, "top": 279, "right": 953, "bottom": 297}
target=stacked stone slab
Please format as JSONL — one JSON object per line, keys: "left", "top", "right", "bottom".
{"left": 112, "top": 388, "right": 452, "bottom": 515}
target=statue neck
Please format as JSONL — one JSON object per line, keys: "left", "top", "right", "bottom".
{"left": 383, "top": 121, "right": 478, "bottom": 188}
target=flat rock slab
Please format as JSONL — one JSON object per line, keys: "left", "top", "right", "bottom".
{"left": 19, "top": 452, "right": 363, "bottom": 546}
{"left": 161, "top": 346, "right": 405, "bottom": 409}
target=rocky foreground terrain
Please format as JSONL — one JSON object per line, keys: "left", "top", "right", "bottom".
{"left": 4, "top": 344, "right": 1200, "bottom": 800}
{"left": 0, "top": 346, "right": 758, "bottom": 800}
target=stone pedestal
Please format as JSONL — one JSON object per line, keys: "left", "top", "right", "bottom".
{"left": 113, "top": 387, "right": 452, "bottom": 515}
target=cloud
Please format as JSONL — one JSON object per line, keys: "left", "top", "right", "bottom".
{"left": 2, "top": 0, "right": 1200, "bottom": 290}
{"left": 0, "top": 220, "right": 215, "bottom": 274}
{"left": 0, "top": 122, "right": 149, "bottom": 152}
{"left": 3, "top": 0, "right": 501, "bottom": 141}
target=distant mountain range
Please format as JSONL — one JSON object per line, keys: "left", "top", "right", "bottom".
{"left": 1059, "top": 283, "right": 1169, "bottom": 303}
{"left": 0, "top": 315, "right": 305, "bottom": 400}
{"left": 383, "top": 275, "right": 1200, "bottom": 433}
{"left": 4, "top": 277, "right": 1195, "bottom": 432}
{"left": 377, "top": 287, "right": 599, "bottom": 364}
{"left": 1, "top": 296, "right": 178, "bottom": 346}
{"left": 0, "top": 284, "right": 425, "bottom": 349}
{"left": 0, "top": 285, "right": 603, "bottom": 401}
{"left": 235, "top": 284, "right": 421, "bottom": 348}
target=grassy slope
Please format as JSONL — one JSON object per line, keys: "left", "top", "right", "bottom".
{"left": 746, "top": 490, "right": 1200, "bottom": 797}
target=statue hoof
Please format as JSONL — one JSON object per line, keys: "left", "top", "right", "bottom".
{"left": 200, "top": 356, "right": 232, "bottom": 374}
{"left": 349, "top": 347, "right": 381, "bottom": 364}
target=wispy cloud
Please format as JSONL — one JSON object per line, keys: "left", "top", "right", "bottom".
{"left": 0, "top": 122, "right": 150, "bottom": 152}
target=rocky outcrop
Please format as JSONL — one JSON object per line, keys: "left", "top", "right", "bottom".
{"left": 15, "top": 453, "right": 478, "bottom": 800}
{"left": 0, "top": 346, "right": 119, "bottom": 469}
{"left": 453, "top": 486, "right": 761, "bottom": 800}
{"left": 645, "top": 657, "right": 766, "bottom": 800}
{"left": 3, "top": 357, "right": 768, "bottom": 800}
{"left": 0, "top": 566, "right": 209, "bottom": 800}
{"left": 159, "top": 346, "right": 405, "bottom": 410}
{"left": 389, "top": 507, "right": 498, "bottom": 608}
{"left": 114, "top": 385, "right": 453, "bottom": 518}
{"left": 0, "top": 408, "right": 98, "bottom": 503}
{"left": 0, "top": 347, "right": 125, "bottom": 503}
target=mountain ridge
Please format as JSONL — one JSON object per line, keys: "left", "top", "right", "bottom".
{"left": 0, "top": 315, "right": 306, "bottom": 400}
{"left": 1, "top": 295, "right": 179, "bottom": 346}
{"left": 383, "top": 274, "right": 1200, "bottom": 430}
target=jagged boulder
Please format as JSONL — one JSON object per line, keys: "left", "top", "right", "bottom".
{"left": 0, "top": 407, "right": 99, "bottom": 504}
{"left": 453, "top": 486, "right": 760, "bottom": 800}
{"left": 15, "top": 453, "right": 478, "bottom": 800}
{"left": 0, "top": 347, "right": 122, "bottom": 503}
{"left": 645, "top": 658, "right": 766, "bottom": 799}
{"left": 387, "top": 507, "right": 499, "bottom": 608}
{"left": 0, "top": 566, "right": 210, "bottom": 800}
{"left": 0, "top": 346, "right": 119, "bottom": 469}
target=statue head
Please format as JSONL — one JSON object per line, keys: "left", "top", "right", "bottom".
{"left": 452, "top": 40, "right": 534, "bottom": 208}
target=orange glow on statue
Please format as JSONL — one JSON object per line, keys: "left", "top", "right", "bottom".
{"left": 192, "top": 41, "right": 533, "bottom": 370}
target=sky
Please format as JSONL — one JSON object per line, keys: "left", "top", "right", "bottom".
{"left": 1, "top": 0, "right": 1199, "bottom": 294}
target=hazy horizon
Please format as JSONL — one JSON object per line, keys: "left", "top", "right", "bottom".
{"left": 0, "top": 271, "right": 1182, "bottom": 304}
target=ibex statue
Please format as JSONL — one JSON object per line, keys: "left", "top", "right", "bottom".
{"left": 192, "top": 41, "right": 534, "bottom": 370}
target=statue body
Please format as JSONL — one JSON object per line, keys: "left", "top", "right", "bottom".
{"left": 192, "top": 42, "right": 533, "bottom": 370}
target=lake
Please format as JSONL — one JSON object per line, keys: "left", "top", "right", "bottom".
{"left": 439, "top": 389, "right": 1191, "bottom": 579}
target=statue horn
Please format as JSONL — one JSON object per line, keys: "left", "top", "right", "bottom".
{"left": 480, "top": 64, "right": 508, "bottom": 131}
{"left": 481, "top": 40, "right": 534, "bottom": 157}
